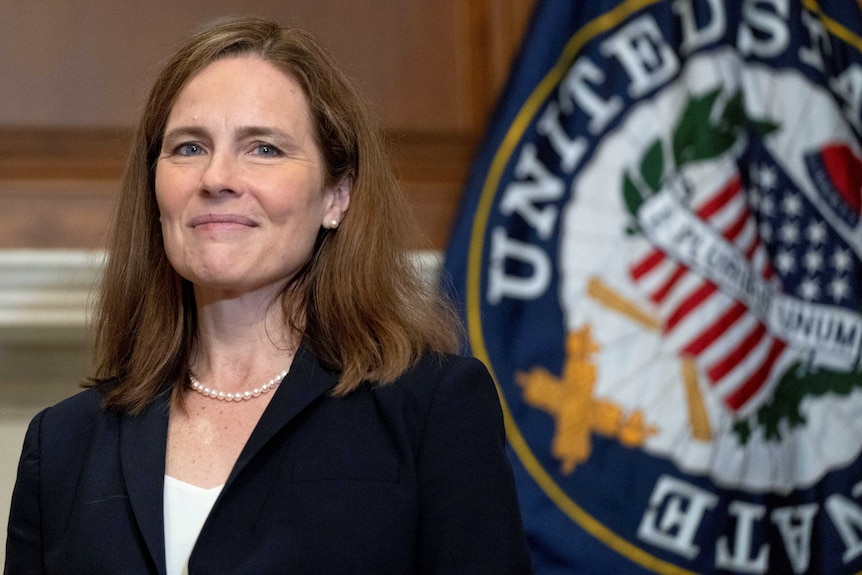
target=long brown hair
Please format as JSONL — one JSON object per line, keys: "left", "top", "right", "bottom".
{"left": 91, "top": 17, "right": 460, "bottom": 414}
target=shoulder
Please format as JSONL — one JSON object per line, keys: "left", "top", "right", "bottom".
{"left": 9, "top": 388, "right": 117, "bottom": 562}
{"left": 36, "top": 386, "right": 106, "bottom": 425}
{"left": 386, "top": 352, "right": 496, "bottom": 402}
{"left": 404, "top": 352, "right": 494, "bottom": 386}
{"left": 371, "top": 352, "right": 503, "bottom": 435}
{"left": 18, "top": 387, "right": 119, "bottom": 499}
{"left": 25, "top": 387, "right": 111, "bottom": 448}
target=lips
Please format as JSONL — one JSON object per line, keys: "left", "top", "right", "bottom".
{"left": 189, "top": 214, "right": 258, "bottom": 228}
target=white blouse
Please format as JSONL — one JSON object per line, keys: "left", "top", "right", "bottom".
{"left": 163, "top": 475, "right": 223, "bottom": 575}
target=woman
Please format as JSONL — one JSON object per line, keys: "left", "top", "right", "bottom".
{"left": 5, "top": 17, "right": 532, "bottom": 575}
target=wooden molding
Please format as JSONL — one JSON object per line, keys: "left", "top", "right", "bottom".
{"left": 0, "top": 127, "right": 476, "bottom": 182}
{"left": 0, "top": 127, "right": 131, "bottom": 180}
{"left": 0, "top": 128, "right": 475, "bottom": 250}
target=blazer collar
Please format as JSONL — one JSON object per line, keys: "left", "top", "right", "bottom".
{"left": 226, "top": 344, "right": 338, "bottom": 487}
{"left": 119, "top": 387, "right": 171, "bottom": 575}
{"left": 118, "top": 346, "right": 337, "bottom": 574}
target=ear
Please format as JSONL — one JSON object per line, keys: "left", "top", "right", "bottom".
{"left": 322, "top": 173, "right": 352, "bottom": 228}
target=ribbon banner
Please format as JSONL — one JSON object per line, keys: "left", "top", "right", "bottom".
{"left": 639, "top": 173, "right": 862, "bottom": 373}
{"left": 444, "top": 1, "right": 862, "bottom": 573}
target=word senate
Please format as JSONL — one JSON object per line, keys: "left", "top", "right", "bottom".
{"left": 486, "top": 0, "right": 862, "bottom": 305}
{"left": 638, "top": 474, "right": 862, "bottom": 573}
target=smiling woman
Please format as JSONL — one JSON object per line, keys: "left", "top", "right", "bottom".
{"left": 155, "top": 56, "right": 349, "bottom": 298}
{"left": 4, "top": 16, "right": 532, "bottom": 575}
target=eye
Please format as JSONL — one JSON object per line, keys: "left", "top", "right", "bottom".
{"left": 174, "top": 143, "right": 204, "bottom": 156}
{"left": 252, "top": 143, "right": 282, "bottom": 157}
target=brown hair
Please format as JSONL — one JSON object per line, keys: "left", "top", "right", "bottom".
{"left": 90, "top": 17, "right": 461, "bottom": 414}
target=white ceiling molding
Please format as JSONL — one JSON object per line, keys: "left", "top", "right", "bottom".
{"left": 0, "top": 250, "right": 105, "bottom": 344}
{"left": 0, "top": 250, "right": 444, "bottom": 345}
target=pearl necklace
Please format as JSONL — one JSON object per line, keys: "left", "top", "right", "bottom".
{"left": 188, "top": 369, "right": 288, "bottom": 402}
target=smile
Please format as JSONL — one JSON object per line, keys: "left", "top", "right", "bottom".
{"left": 189, "top": 214, "right": 258, "bottom": 228}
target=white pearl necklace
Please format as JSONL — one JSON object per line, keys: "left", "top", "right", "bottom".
{"left": 188, "top": 369, "right": 288, "bottom": 402}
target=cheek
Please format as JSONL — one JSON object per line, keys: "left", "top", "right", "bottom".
{"left": 154, "top": 165, "right": 168, "bottom": 212}
{"left": 153, "top": 170, "right": 186, "bottom": 262}
{"left": 154, "top": 165, "right": 183, "bottom": 219}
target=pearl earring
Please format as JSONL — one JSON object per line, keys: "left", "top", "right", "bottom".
{"left": 329, "top": 219, "right": 339, "bottom": 229}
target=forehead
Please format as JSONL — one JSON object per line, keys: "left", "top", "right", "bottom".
{"left": 167, "top": 55, "right": 313, "bottom": 129}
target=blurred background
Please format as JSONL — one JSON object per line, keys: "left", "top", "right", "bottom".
{"left": 0, "top": 0, "right": 535, "bottom": 559}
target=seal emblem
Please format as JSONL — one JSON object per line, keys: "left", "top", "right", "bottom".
{"left": 445, "top": 1, "right": 862, "bottom": 573}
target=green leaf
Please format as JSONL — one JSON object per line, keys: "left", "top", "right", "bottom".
{"left": 723, "top": 91, "right": 779, "bottom": 137}
{"left": 746, "top": 364, "right": 862, "bottom": 443}
{"left": 720, "top": 91, "right": 746, "bottom": 131}
{"left": 672, "top": 88, "right": 721, "bottom": 166}
{"left": 733, "top": 419, "right": 752, "bottom": 445}
{"left": 640, "top": 140, "right": 665, "bottom": 193}
{"left": 751, "top": 119, "right": 779, "bottom": 137}
{"left": 622, "top": 172, "right": 644, "bottom": 217}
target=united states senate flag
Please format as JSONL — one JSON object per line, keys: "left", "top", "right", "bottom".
{"left": 443, "top": 1, "right": 862, "bottom": 573}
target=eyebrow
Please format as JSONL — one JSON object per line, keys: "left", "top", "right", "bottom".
{"left": 161, "top": 125, "right": 208, "bottom": 145}
{"left": 235, "top": 126, "right": 299, "bottom": 146}
{"left": 162, "top": 125, "right": 301, "bottom": 148}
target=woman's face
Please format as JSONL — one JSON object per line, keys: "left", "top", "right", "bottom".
{"left": 155, "top": 55, "right": 349, "bottom": 299}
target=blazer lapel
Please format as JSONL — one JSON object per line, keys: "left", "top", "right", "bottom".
{"left": 119, "top": 388, "right": 171, "bottom": 575}
{"left": 225, "top": 345, "right": 337, "bottom": 487}
{"left": 115, "top": 348, "right": 334, "bottom": 572}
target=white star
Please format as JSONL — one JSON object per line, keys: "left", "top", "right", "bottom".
{"left": 805, "top": 221, "right": 827, "bottom": 245}
{"left": 748, "top": 190, "right": 761, "bottom": 211}
{"left": 828, "top": 277, "right": 851, "bottom": 302}
{"left": 832, "top": 248, "right": 853, "bottom": 273}
{"left": 782, "top": 194, "right": 803, "bottom": 217}
{"left": 757, "top": 165, "right": 777, "bottom": 191}
{"left": 776, "top": 249, "right": 796, "bottom": 274}
{"left": 798, "top": 277, "right": 820, "bottom": 300}
{"left": 803, "top": 249, "right": 824, "bottom": 273}
{"left": 779, "top": 222, "right": 799, "bottom": 244}
{"left": 760, "top": 195, "right": 776, "bottom": 217}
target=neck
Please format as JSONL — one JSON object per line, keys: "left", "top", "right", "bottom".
{"left": 190, "top": 287, "right": 300, "bottom": 392}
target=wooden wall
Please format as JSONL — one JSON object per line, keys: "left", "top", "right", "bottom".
{"left": 0, "top": 0, "right": 535, "bottom": 251}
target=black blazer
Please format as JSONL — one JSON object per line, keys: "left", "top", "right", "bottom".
{"left": 5, "top": 348, "right": 532, "bottom": 574}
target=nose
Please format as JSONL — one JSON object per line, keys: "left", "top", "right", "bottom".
{"left": 199, "top": 151, "right": 241, "bottom": 197}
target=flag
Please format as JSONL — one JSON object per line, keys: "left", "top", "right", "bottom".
{"left": 443, "top": 1, "right": 862, "bottom": 573}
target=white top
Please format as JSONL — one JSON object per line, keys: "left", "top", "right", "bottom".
{"left": 163, "top": 475, "right": 224, "bottom": 575}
